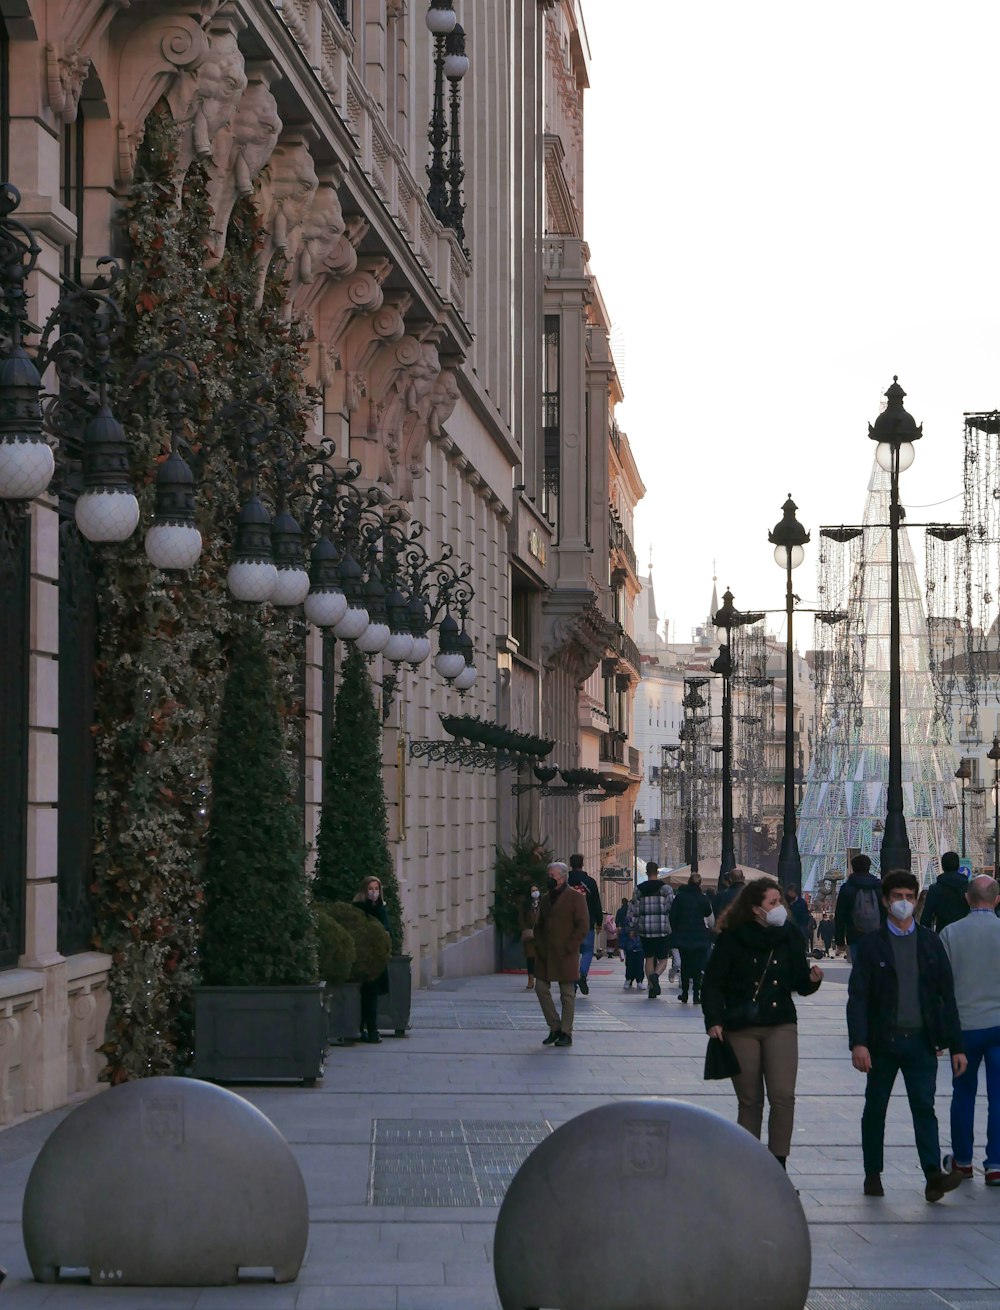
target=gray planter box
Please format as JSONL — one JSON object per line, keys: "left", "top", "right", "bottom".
{"left": 192, "top": 984, "right": 326, "bottom": 1086}
{"left": 325, "top": 982, "right": 362, "bottom": 1045}
{"left": 377, "top": 955, "right": 412, "bottom": 1036}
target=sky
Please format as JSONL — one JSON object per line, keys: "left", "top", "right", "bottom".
{"left": 582, "top": 2, "right": 1000, "bottom": 647}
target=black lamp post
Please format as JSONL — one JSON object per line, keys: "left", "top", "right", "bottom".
{"left": 425, "top": 1, "right": 455, "bottom": 223}
{"left": 988, "top": 736, "right": 1000, "bottom": 874}
{"left": 711, "top": 589, "right": 763, "bottom": 887}
{"left": 769, "top": 494, "right": 810, "bottom": 893}
{"left": 633, "top": 809, "right": 643, "bottom": 881}
{"left": 444, "top": 23, "right": 469, "bottom": 249}
{"left": 955, "top": 761, "right": 971, "bottom": 860}
{"left": 869, "top": 377, "right": 921, "bottom": 873}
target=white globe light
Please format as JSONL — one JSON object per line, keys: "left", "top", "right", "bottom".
{"left": 444, "top": 51, "right": 470, "bottom": 79}
{"left": 435, "top": 650, "right": 466, "bottom": 681}
{"left": 227, "top": 559, "right": 277, "bottom": 602}
{"left": 304, "top": 587, "right": 349, "bottom": 628}
{"left": 875, "top": 441, "right": 915, "bottom": 473}
{"left": 355, "top": 621, "right": 391, "bottom": 654}
{"left": 772, "top": 543, "right": 805, "bottom": 571}
{"left": 145, "top": 523, "right": 203, "bottom": 570}
{"left": 75, "top": 489, "right": 140, "bottom": 543}
{"left": 0, "top": 437, "right": 54, "bottom": 500}
{"left": 426, "top": 3, "right": 457, "bottom": 33}
{"left": 454, "top": 664, "right": 477, "bottom": 691}
{"left": 333, "top": 604, "right": 370, "bottom": 641}
{"left": 407, "top": 635, "right": 432, "bottom": 666}
{"left": 383, "top": 630, "right": 416, "bottom": 663}
{"left": 271, "top": 566, "right": 311, "bottom": 607}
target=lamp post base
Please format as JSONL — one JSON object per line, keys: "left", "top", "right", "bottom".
{"left": 776, "top": 832, "right": 802, "bottom": 894}
{"left": 879, "top": 814, "right": 911, "bottom": 875}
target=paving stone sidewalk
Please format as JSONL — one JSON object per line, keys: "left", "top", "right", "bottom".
{"left": 1, "top": 958, "right": 999, "bottom": 1308}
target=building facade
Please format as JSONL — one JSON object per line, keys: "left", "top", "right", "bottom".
{"left": 0, "top": 0, "right": 645, "bottom": 1121}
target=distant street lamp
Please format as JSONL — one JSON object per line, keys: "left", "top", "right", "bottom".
{"left": 769, "top": 494, "right": 810, "bottom": 893}
{"left": 988, "top": 735, "right": 1000, "bottom": 873}
{"left": 633, "top": 809, "right": 644, "bottom": 883}
{"left": 955, "top": 760, "right": 971, "bottom": 860}
{"left": 869, "top": 378, "right": 921, "bottom": 872}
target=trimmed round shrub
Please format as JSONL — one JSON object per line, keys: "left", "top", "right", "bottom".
{"left": 316, "top": 905, "right": 356, "bottom": 987}
{"left": 330, "top": 903, "right": 391, "bottom": 983}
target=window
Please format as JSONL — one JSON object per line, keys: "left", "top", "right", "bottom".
{"left": 61, "top": 107, "right": 85, "bottom": 281}
{"left": 511, "top": 574, "right": 536, "bottom": 661}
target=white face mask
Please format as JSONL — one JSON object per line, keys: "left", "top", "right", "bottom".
{"left": 889, "top": 899, "right": 914, "bottom": 921}
{"left": 764, "top": 905, "right": 788, "bottom": 928}
{"left": 531, "top": 890, "right": 540, "bottom": 901}
{"left": 367, "top": 888, "right": 380, "bottom": 902}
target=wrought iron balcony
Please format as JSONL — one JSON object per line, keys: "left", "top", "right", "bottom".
{"left": 600, "top": 732, "right": 625, "bottom": 765}
{"left": 613, "top": 625, "right": 641, "bottom": 676}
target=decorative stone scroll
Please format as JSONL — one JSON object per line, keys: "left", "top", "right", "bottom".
{"left": 165, "top": 10, "right": 248, "bottom": 178}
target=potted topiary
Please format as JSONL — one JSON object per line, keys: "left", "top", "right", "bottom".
{"left": 316, "top": 904, "right": 360, "bottom": 1045}
{"left": 316, "top": 647, "right": 412, "bottom": 1037}
{"left": 192, "top": 623, "right": 325, "bottom": 1085}
{"left": 329, "top": 903, "right": 392, "bottom": 1039}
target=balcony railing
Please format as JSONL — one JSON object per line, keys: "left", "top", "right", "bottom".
{"left": 609, "top": 419, "right": 622, "bottom": 458}
{"left": 609, "top": 508, "right": 637, "bottom": 578}
{"left": 629, "top": 747, "right": 641, "bottom": 777}
{"left": 600, "top": 733, "right": 626, "bottom": 765}
{"left": 613, "top": 626, "right": 641, "bottom": 676}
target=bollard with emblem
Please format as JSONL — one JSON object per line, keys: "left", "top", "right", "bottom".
{"left": 494, "top": 1099, "right": 810, "bottom": 1310}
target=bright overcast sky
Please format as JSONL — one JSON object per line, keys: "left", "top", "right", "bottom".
{"left": 583, "top": 2, "right": 1000, "bottom": 645}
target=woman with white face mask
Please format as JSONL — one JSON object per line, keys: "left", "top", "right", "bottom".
{"left": 702, "top": 877, "right": 824, "bottom": 1171}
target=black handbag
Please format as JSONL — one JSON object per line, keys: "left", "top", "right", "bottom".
{"left": 721, "top": 949, "right": 775, "bottom": 1030}
{"left": 704, "top": 1035, "right": 741, "bottom": 1080}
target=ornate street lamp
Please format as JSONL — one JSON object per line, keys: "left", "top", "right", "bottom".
{"left": 955, "top": 760, "right": 971, "bottom": 860}
{"left": 769, "top": 494, "right": 810, "bottom": 892}
{"left": 869, "top": 376, "right": 921, "bottom": 872}
{"left": 712, "top": 589, "right": 764, "bottom": 886}
{"left": 988, "top": 736, "right": 1000, "bottom": 873}
{"left": 425, "top": 1, "right": 456, "bottom": 222}
{"left": 444, "top": 22, "right": 469, "bottom": 248}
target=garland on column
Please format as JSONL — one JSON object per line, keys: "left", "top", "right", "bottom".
{"left": 92, "top": 106, "right": 313, "bottom": 1081}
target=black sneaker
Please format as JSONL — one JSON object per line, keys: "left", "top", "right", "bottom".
{"left": 578, "top": 977, "right": 589, "bottom": 995}
{"left": 863, "top": 1174, "right": 884, "bottom": 1197}
{"left": 554, "top": 1032, "right": 573, "bottom": 1047}
{"left": 542, "top": 1030, "right": 560, "bottom": 1046}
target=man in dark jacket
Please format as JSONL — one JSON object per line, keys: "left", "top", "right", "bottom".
{"left": 568, "top": 853, "right": 602, "bottom": 995}
{"left": 628, "top": 862, "right": 674, "bottom": 997}
{"left": 712, "top": 868, "right": 745, "bottom": 922}
{"left": 834, "top": 854, "right": 886, "bottom": 961}
{"left": 920, "top": 851, "right": 969, "bottom": 934}
{"left": 847, "top": 869, "right": 968, "bottom": 1202}
{"left": 669, "top": 872, "right": 713, "bottom": 1004}
{"left": 785, "top": 886, "right": 812, "bottom": 943}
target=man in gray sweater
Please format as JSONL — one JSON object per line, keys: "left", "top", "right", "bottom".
{"left": 941, "top": 876, "right": 1000, "bottom": 1186}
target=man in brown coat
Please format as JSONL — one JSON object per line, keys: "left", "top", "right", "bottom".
{"left": 534, "top": 861, "right": 590, "bottom": 1047}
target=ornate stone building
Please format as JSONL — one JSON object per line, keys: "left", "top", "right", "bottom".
{"left": 0, "top": 0, "right": 642, "bottom": 1119}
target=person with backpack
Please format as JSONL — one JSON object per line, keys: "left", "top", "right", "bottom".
{"left": 921, "top": 851, "right": 970, "bottom": 934}
{"left": 627, "top": 862, "right": 674, "bottom": 997}
{"left": 834, "top": 854, "right": 886, "bottom": 962}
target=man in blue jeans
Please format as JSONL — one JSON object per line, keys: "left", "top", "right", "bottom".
{"left": 941, "top": 875, "right": 1000, "bottom": 1185}
{"left": 568, "top": 854, "right": 602, "bottom": 995}
{"left": 847, "top": 869, "right": 968, "bottom": 1202}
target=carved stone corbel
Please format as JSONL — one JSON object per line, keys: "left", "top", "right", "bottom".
{"left": 290, "top": 165, "right": 348, "bottom": 313}
{"left": 205, "top": 61, "right": 282, "bottom": 265}
{"left": 166, "top": 9, "right": 248, "bottom": 179}
{"left": 114, "top": 13, "right": 213, "bottom": 184}
{"left": 45, "top": 0, "right": 132, "bottom": 125}
{"left": 255, "top": 127, "right": 320, "bottom": 306}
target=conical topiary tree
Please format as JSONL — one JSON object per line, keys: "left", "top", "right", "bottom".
{"left": 200, "top": 623, "right": 317, "bottom": 986}
{"left": 315, "top": 647, "right": 403, "bottom": 950}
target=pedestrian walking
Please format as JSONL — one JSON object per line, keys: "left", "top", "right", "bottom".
{"left": 941, "top": 875, "right": 1000, "bottom": 1185}
{"left": 518, "top": 885, "right": 541, "bottom": 989}
{"left": 921, "top": 851, "right": 970, "bottom": 934}
{"left": 568, "top": 853, "right": 603, "bottom": 995}
{"left": 712, "top": 868, "right": 745, "bottom": 922}
{"left": 353, "top": 876, "right": 392, "bottom": 1044}
{"left": 817, "top": 914, "right": 835, "bottom": 958}
{"left": 534, "top": 861, "right": 589, "bottom": 1047}
{"left": 702, "top": 876, "right": 823, "bottom": 1169}
{"left": 669, "top": 872, "right": 713, "bottom": 1004}
{"left": 628, "top": 861, "right": 675, "bottom": 997}
{"left": 847, "top": 869, "right": 968, "bottom": 1202}
{"left": 834, "top": 853, "right": 885, "bottom": 961}
{"left": 785, "top": 886, "right": 812, "bottom": 944}
{"left": 621, "top": 920, "right": 646, "bottom": 988}
{"left": 603, "top": 909, "right": 621, "bottom": 960}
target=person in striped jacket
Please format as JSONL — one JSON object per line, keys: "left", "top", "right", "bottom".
{"left": 628, "top": 864, "right": 675, "bottom": 998}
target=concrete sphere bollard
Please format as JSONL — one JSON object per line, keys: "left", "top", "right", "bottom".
{"left": 22, "top": 1076, "right": 308, "bottom": 1286}
{"left": 494, "top": 1099, "right": 810, "bottom": 1310}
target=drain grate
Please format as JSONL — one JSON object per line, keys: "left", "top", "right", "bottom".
{"left": 369, "top": 1118, "right": 550, "bottom": 1206}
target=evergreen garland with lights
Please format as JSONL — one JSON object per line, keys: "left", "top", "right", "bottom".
{"left": 91, "top": 107, "right": 313, "bottom": 1080}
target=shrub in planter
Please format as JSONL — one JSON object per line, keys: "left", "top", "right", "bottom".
{"left": 329, "top": 903, "right": 391, "bottom": 983}
{"left": 316, "top": 905, "right": 356, "bottom": 986}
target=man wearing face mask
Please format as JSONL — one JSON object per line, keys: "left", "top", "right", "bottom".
{"left": 533, "top": 861, "right": 589, "bottom": 1047}
{"left": 847, "top": 870, "right": 968, "bottom": 1202}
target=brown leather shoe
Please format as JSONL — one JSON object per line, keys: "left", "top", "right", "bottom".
{"left": 863, "top": 1174, "right": 884, "bottom": 1197}
{"left": 925, "top": 1167, "right": 963, "bottom": 1202}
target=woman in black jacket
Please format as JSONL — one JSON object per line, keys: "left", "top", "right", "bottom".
{"left": 702, "top": 877, "right": 823, "bottom": 1169}
{"left": 353, "top": 876, "right": 392, "bottom": 1044}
